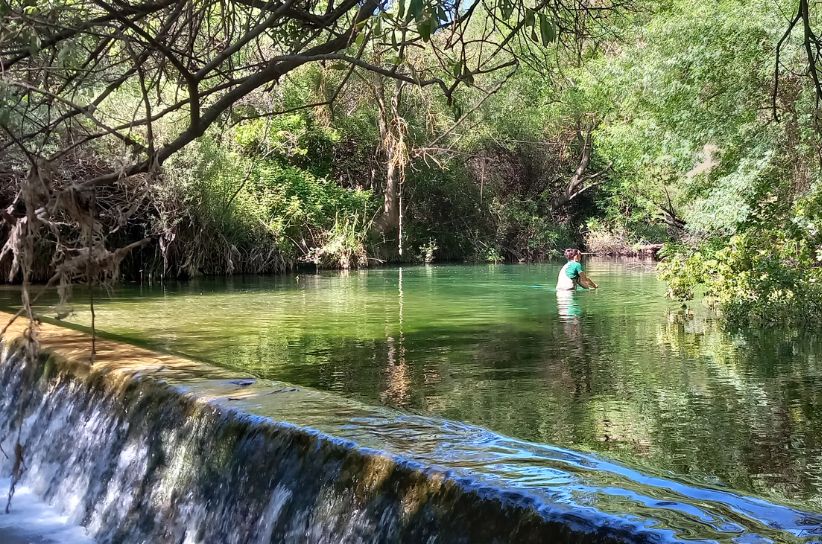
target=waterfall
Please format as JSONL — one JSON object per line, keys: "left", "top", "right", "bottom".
{"left": 0, "top": 340, "right": 618, "bottom": 543}
{"left": 1, "top": 334, "right": 821, "bottom": 543}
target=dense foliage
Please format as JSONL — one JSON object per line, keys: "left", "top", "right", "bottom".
{"left": 588, "top": 0, "right": 822, "bottom": 327}
{"left": 2, "top": 0, "right": 822, "bottom": 329}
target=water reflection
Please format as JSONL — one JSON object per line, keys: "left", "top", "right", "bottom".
{"left": 3, "top": 260, "right": 822, "bottom": 513}
{"left": 381, "top": 269, "right": 411, "bottom": 406}
{"left": 556, "top": 289, "right": 582, "bottom": 321}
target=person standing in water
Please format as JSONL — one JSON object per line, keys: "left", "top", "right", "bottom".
{"left": 556, "top": 248, "right": 598, "bottom": 290}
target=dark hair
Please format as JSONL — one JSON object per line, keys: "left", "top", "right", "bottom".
{"left": 564, "top": 248, "right": 580, "bottom": 260}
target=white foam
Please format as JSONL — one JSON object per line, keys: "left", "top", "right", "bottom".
{"left": 0, "top": 477, "right": 93, "bottom": 544}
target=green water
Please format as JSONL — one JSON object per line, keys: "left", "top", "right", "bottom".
{"left": 4, "top": 259, "right": 822, "bottom": 511}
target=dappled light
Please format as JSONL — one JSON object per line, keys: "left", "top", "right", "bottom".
{"left": 2, "top": 0, "right": 822, "bottom": 540}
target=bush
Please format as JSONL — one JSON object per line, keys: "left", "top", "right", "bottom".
{"left": 416, "top": 239, "right": 438, "bottom": 264}
{"left": 584, "top": 218, "right": 670, "bottom": 255}
{"left": 584, "top": 219, "right": 631, "bottom": 255}
{"left": 158, "top": 133, "right": 377, "bottom": 275}
{"left": 658, "top": 188, "right": 822, "bottom": 327}
{"left": 491, "top": 198, "right": 575, "bottom": 261}
{"left": 233, "top": 114, "right": 341, "bottom": 177}
{"left": 302, "top": 213, "right": 371, "bottom": 269}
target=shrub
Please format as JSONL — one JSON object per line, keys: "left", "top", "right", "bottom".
{"left": 302, "top": 213, "right": 371, "bottom": 269}
{"left": 659, "top": 188, "right": 822, "bottom": 327}
{"left": 417, "top": 239, "right": 438, "bottom": 264}
{"left": 158, "top": 133, "right": 376, "bottom": 275}
{"left": 491, "top": 198, "right": 575, "bottom": 261}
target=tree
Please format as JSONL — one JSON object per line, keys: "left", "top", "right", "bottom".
{"left": 0, "top": 0, "right": 628, "bottom": 332}
{"left": 775, "top": 0, "right": 822, "bottom": 124}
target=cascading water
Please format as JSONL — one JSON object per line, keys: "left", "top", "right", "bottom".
{"left": 0, "top": 339, "right": 633, "bottom": 544}
{"left": 1, "top": 323, "right": 821, "bottom": 543}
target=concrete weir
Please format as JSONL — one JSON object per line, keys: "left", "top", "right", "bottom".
{"left": 0, "top": 313, "right": 820, "bottom": 543}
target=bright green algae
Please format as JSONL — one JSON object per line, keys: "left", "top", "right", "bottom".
{"left": 3, "top": 259, "right": 822, "bottom": 512}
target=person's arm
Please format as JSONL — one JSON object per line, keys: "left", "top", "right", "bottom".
{"left": 579, "top": 272, "right": 598, "bottom": 289}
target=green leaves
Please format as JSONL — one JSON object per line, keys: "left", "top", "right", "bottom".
{"left": 538, "top": 14, "right": 556, "bottom": 45}
{"left": 398, "top": 0, "right": 427, "bottom": 24}
{"left": 499, "top": 0, "right": 514, "bottom": 20}
{"left": 407, "top": 0, "right": 424, "bottom": 22}
{"left": 28, "top": 32, "right": 41, "bottom": 55}
{"left": 394, "top": 0, "right": 434, "bottom": 42}
{"left": 449, "top": 59, "right": 473, "bottom": 86}
{"left": 452, "top": 59, "right": 463, "bottom": 79}
{"left": 522, "top": 10, "right": 556, "bottom": 45}
{"left": 417, "top": 17, "right": 434, "bottom": 42}
{"left": 524, "top": 8, "right": 535, "bottom": 27}
{"left": 353, "top": 30, "right": 366, "bottom": 50}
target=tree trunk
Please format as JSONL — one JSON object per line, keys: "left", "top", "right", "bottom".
{"left": 383, "top": 157, "right": 400, "bottom": 229}
{"left": 372, "top": 78, "right": 407, "bottom": 235}
{"left": 552, "top": 121, "right": 604, "bottom": 210}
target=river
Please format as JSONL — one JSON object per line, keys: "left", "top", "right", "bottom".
{"left": 2, "top": 258, "right": 821, "bottom": 516}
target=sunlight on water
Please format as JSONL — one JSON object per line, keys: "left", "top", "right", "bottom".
{"left": 3, "top": 259, "right": 821, "bottom": 513}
